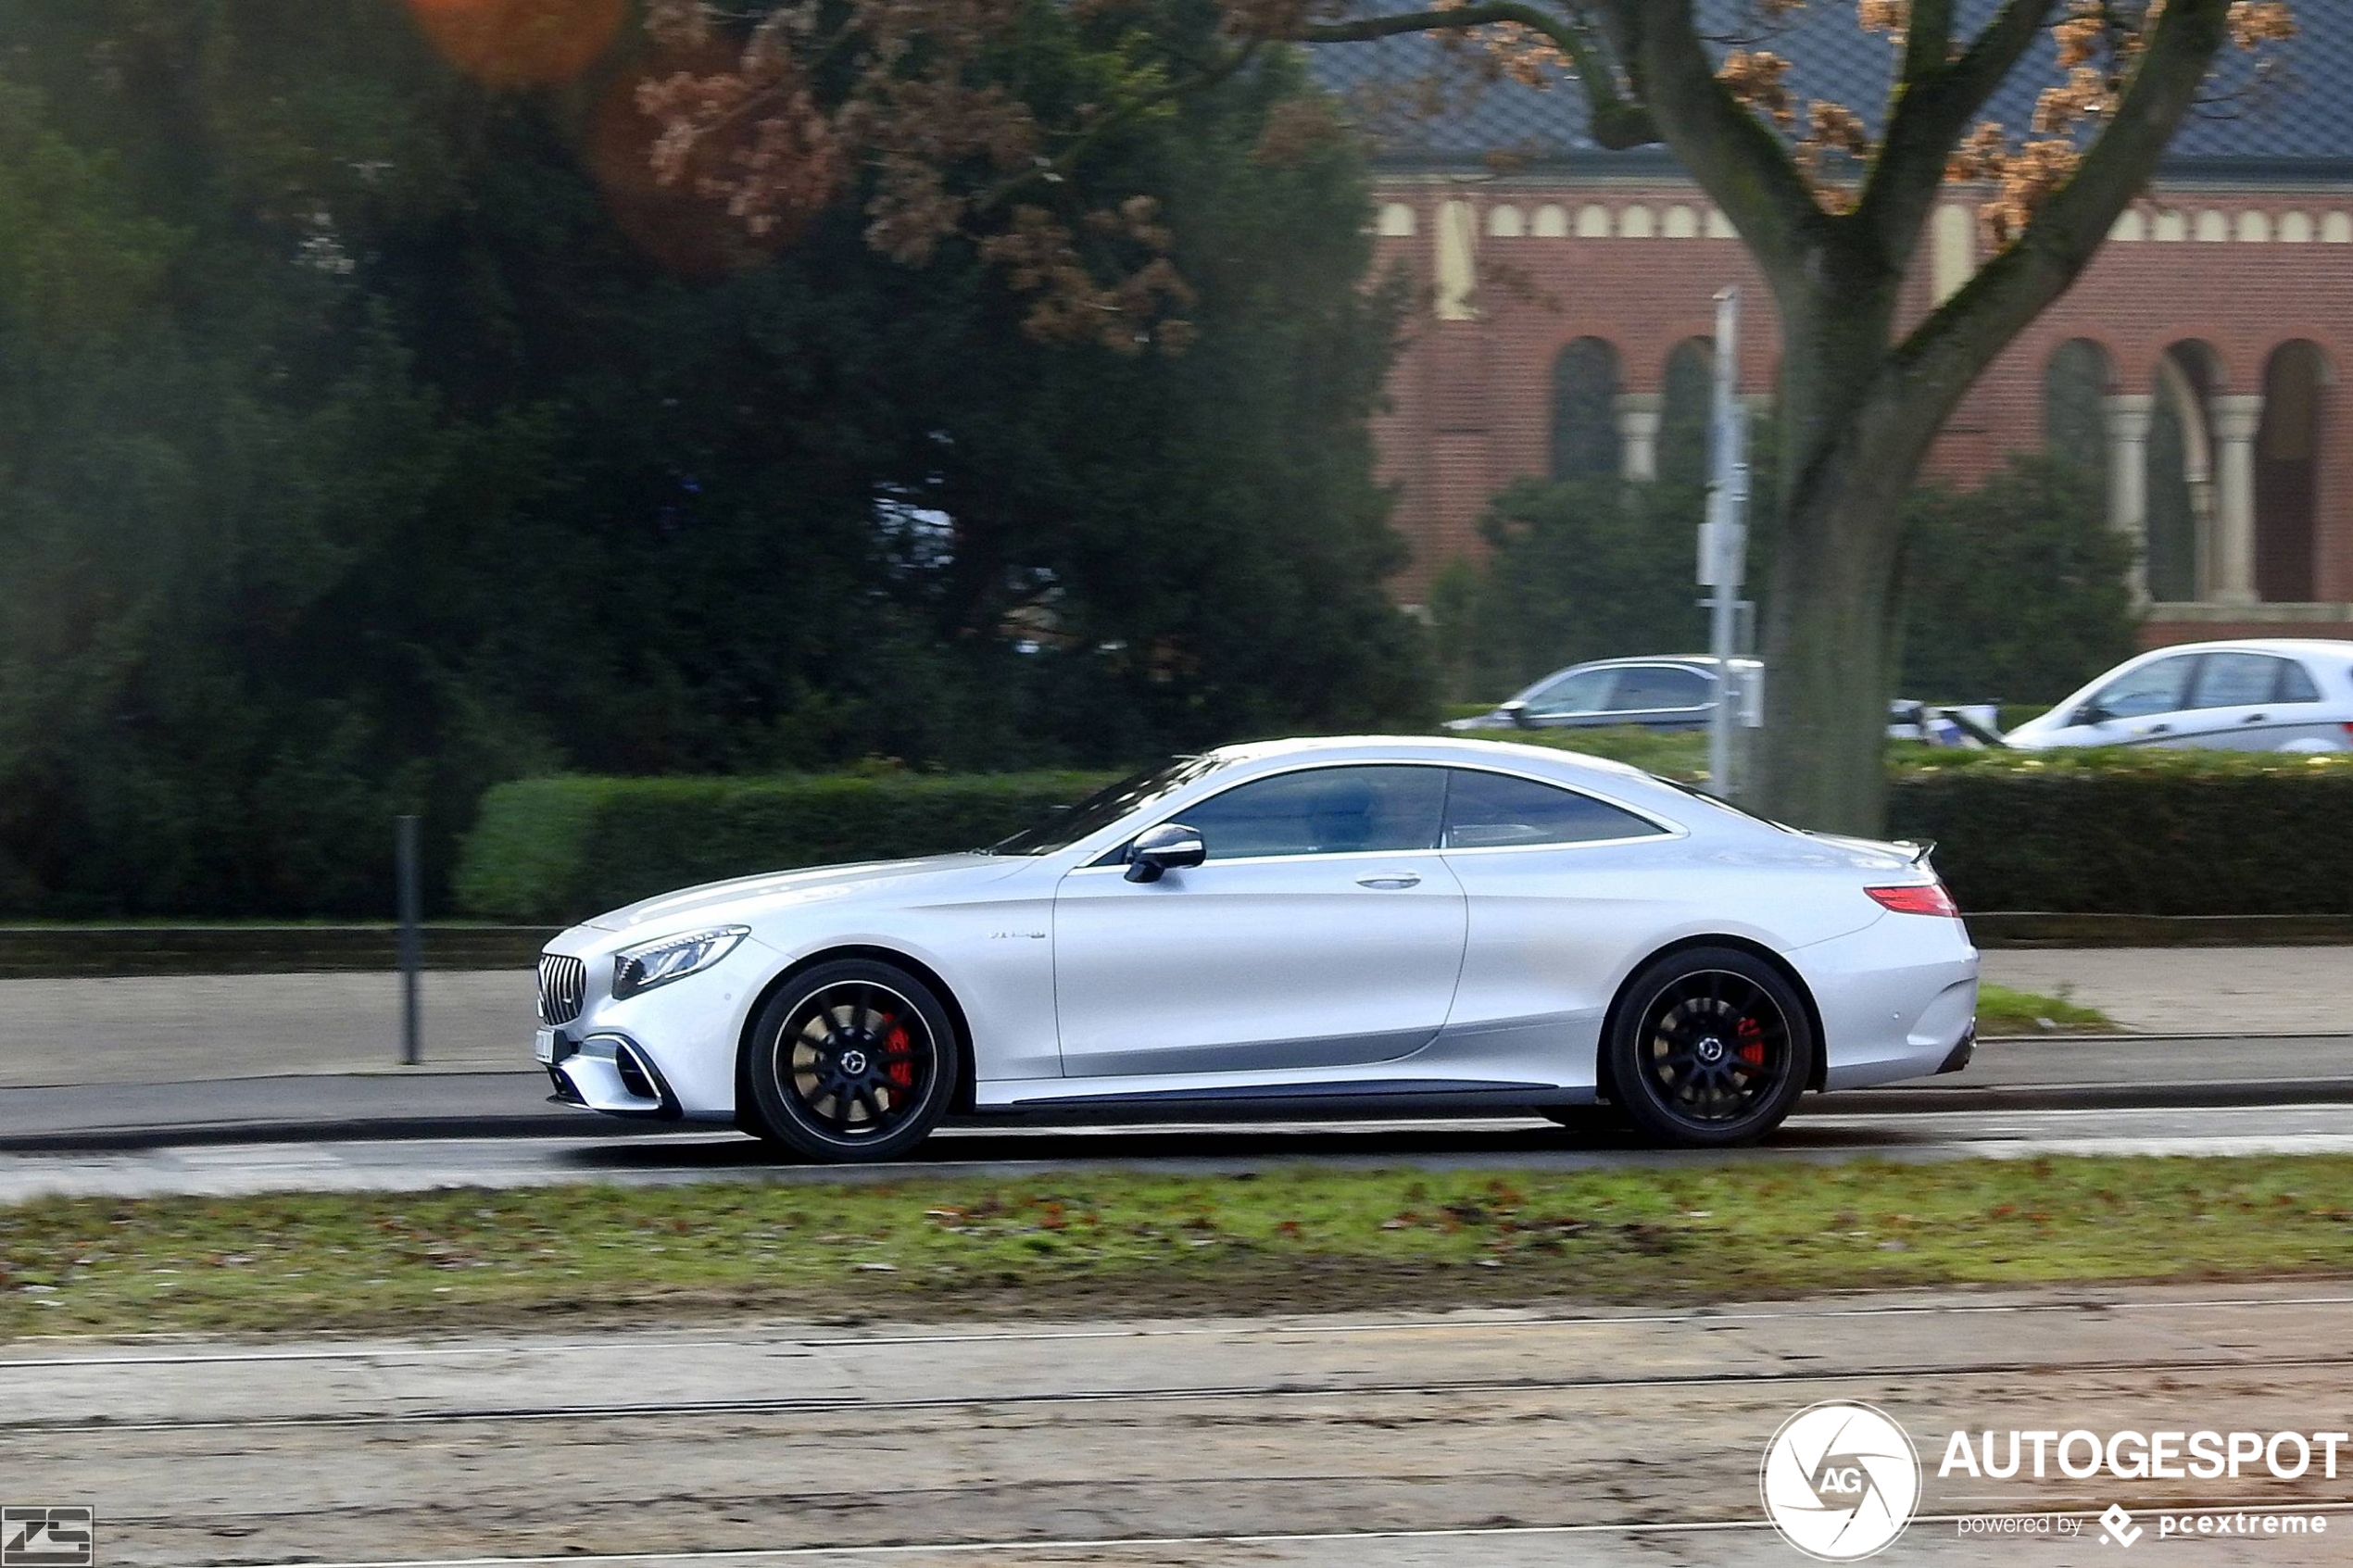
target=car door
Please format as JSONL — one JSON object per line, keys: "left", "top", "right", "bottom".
{"left": 1434, "top": 767, "right": 1681, "bottom": 1077}
{"left": 1599, "top": 662, "right": 1716, "bottom": 731}
{"left": 2038, "top": 652, "right": 2202, "bottom": 747}
{"left": 1051, "top": 764, "right": 1466, "bottom": 1079}
{"left": 2178, "top": 651, "right": 2300, "bottom": 749}
{"left": 1517, "top": 666, "right": 1619, "bottom": 729}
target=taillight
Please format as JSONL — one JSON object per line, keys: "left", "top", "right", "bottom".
{"left": 1868, "top": 883, "right": 1959, "bottom": 918}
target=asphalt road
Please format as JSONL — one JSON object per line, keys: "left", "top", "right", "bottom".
{"left": 14, "top": 1101, "right": 2353, "bottom": 1202}
{"left": 7, "top": 1282, "right": 2351, "bottom": 1565}
{"left": 8, "top": 1032, "right": 2353, "bottom": 1154}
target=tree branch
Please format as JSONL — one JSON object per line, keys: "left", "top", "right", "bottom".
{"left": 1596, "top": 0, "right": 1821, "bottom": 274}
{"left": 1297, "top": 3, "right": 1659, "bottom": 149}
{"left": 1873, "top": 0, "right": 2233, "bottom": 455}
{"left": 1855, "top": 0, "right": 2057, "bottom": 265}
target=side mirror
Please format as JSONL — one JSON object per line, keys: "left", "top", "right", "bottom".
{"left": 2074, "top": 701, "right": 2113, "bottom": 727}
{"left": 1499, "top": 699, "right": 1534, "bottom": 731}
{"left": 1125, "top": 822, "right": 1206, "bottom": 884}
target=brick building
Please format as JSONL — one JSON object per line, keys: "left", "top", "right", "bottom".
{"left": 1317, "top": 13, "right": 2353, "bottom": 646}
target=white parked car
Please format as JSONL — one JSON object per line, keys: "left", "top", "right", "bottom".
{"left": 535, "top": 736, "right": 1979, "bottom": 1160}
{"left": 2006, "top": 639, "right": 2353, "bottom": 753}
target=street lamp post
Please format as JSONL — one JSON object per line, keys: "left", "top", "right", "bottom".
{"left": 1698, "top": 287, "right": 1751, "bottom": 797}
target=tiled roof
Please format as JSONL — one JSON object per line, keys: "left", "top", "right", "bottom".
{"left": 1308, "top": 1, "right": 2353, "bottom": 173}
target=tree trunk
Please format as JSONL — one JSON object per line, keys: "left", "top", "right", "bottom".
{"left": 1754, "top": 468, "right": 1908, "bottom": 834}
{"left": 1752, "top": 285, "right": 1919, "bottom": 836}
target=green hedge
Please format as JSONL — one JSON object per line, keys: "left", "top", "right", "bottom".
{"left": 456, "top": 772, "right": 1114, "bottom": 922}
{"left": 457, "top": 750, "right": 2353, "bottom": 922}
{"left": 1886, "top": 749, "right": 2353, "bottom": 916}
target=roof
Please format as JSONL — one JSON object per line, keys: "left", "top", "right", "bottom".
{"left": 1308, "top": 1, "right": 2353, "bottom": 177}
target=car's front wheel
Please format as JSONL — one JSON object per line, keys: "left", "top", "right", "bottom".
{"left": 743, "top": 960, "right": 960, "bottom": 1162}
{"left": 1604, "top": 947, "right": 1814, "bottom": 1148}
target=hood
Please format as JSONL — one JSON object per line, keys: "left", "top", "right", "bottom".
{"left": 583, "top": 852, "right": 1013, "bottom": 932}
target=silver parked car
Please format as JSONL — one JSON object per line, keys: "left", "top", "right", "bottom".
{"left": 1450, "top": 656, "right": 1994, "bottom": 746}
{"left": 1446, "top": 656, "right": 1760, "bottom": 733}
{"left": 2006, "top": 638, "right": 2353, "bottom": 753}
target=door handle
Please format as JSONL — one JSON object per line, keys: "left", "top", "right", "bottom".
{"left": 2245, "top": 712, "right": 2268, "bottom": 723}
{"left": 1356, "top": 873, "right": 1422, "bottom": 889}
{"left": 2144, "top": 723, "right": 2171, "bottom": 735}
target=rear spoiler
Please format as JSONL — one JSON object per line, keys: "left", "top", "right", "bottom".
{"left": 1894, "top": 839, "right": 1937, "bottom": 867}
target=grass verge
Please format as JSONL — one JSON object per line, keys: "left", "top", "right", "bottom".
{"left": 1976, "top": 982, "right": 2117, "bottom": 1034}
{"left": 8, "top": 1156, "right": 2353, "bottom": 1338}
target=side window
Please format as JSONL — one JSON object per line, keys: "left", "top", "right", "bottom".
{"left": 1442, "top": 770, "right": 1666, "bottom": 849}
{"left": 2089, "top": 656, "right": 2194, "bottom": 719}
{"left": 1608, "top": 665, "right": 1712, "bottom": 711}
{"left": 2279, "top": 660, "right": 2324, "bottom": 704}
{"left": 1522, "top": 667, "right": 1616, "bottom": 717}
{"left": 2190, "top": 653, "right": 2285, "bottom": 709}
{"left": 1176, "top": 767, "right": 1444, "bottom": 860}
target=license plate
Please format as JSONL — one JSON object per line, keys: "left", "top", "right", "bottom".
{"left": 535, "top": 1028, "right": 558, "bottom": 1064}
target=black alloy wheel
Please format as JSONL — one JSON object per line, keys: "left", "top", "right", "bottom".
{"left": 1604, "top": 946, "right": 1814, "bottom": 1147}
{"left": 744, "top": 959, "right": 959, "bottom": 1162}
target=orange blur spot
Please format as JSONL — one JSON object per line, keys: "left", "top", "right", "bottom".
{"left": 408, "top": 0, "right": 623, "bottom": 89}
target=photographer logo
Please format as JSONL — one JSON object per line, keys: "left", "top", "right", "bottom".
{"left": 1760, "top": 1401, "right": 1922, "bottom": 1562}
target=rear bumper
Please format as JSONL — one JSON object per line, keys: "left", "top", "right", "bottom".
{"left": 1790, "top": 915, "right": 1980, "bottom": 1091}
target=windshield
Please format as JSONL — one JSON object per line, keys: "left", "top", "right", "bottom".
{"left": 988, "top": 755, "right": 1228, "bottom": 856}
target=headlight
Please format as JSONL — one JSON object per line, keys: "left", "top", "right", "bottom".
{"left": 611, "top": 926, "right": 750, "bottom": 999}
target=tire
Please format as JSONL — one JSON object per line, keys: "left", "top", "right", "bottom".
{"left": 742, "top": 960, "right": 961, "bottom": 1162}
{"left": 1603, "top": 946, "right": 1815, "bottom": 1148}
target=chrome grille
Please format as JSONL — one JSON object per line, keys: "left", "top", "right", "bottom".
{"left": 536, "top": 954, "right": 586, "bottom": 1026}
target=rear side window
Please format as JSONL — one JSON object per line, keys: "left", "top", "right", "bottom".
{"left": 2280, "top": 660, "right": 2323, "bottom": 703}
{"left": 2190, "top": 652, "right": 2287, "bottom": 709}
{"left": 1608, "top": 665, "right": 1712, "bottom": 711}
{"left": 1442, "top": 770, "right": 1665, "bottom": 849}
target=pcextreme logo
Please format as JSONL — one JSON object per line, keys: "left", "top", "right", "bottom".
{"left": 1759, "top": 1400, "right": 1924, "bottom": 1562}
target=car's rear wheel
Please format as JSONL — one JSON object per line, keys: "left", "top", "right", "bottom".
{"left": 1604, "top": 947, "right": 1813, "bottom": 1148}
{"left": 743, "top": 960, "right": 959, "bottom": 1162}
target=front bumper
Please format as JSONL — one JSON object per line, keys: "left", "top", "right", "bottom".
{"left": 534, "top": 930, "right": 771, "bottom": 1122}
{"left": 543, "top": 1029, "right": 682, "bottom": 1118}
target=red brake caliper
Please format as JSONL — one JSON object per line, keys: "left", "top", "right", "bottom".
{"left": 1734, "top": 1015, "right": 1767, "bottom": 1068}
{"left": 883, "top": 1022, "right": 916, "bottom": 1088}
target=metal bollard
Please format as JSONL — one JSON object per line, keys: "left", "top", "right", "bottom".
{"left": 396, "top": 814, "right": 422, "bottom": 1066}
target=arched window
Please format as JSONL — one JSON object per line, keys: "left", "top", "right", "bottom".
{"left": 1377, "top": 203, "right": 1416, "bottom": 237}
{"left": 2257, "top": 340, "right": 2332, "bottom": 602}
{"left": 2043, "top": 340, "right": 2113, "bottom": 482}
{"left": 1575, "top": 204, "right": 1610, "bottom": 237}
{"left": 1550, "top": 338, "right": 1622, "bottom": 481}
{"left": 1488, "top": 205, "right": 1525, "bottom": 238}
{"left": 1657, "top": 339, "right": 1716, "bottom": 485}
{"left": 1531, "top": 204, "right": 1568, "bottom": 237}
